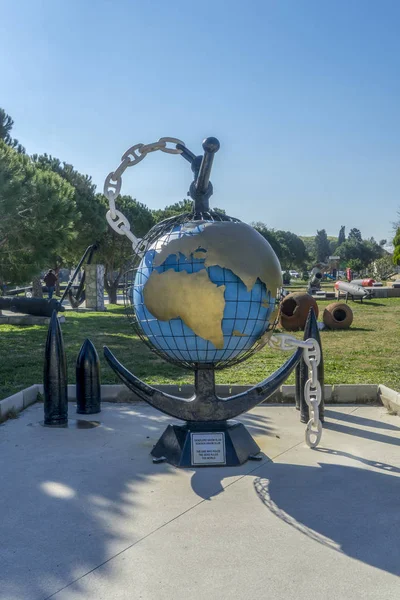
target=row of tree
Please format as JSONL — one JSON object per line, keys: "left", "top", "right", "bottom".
{"left": 1, "top": 107, "right": 399, "bottom": 302}
{"left": 251, "top": 223, "right": 308, "bottom": 269}
{"left": 313, "top": 227, "right": 388, "bottom": 273}
{"left": 1, "top": 109, "right": 213, "bottom": 301}
{"left": 252, "top": 224, "right": 394, "bottom": 275}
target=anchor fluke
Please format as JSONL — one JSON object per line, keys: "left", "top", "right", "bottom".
{"left": 104, "top": 345, "right": 302, "bottom": 422}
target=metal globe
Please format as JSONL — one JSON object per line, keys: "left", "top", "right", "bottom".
{"left": 124, "top": 210, "right": 282, "bottom": 370}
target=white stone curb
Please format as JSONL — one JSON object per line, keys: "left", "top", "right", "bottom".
{"left": 0, "top": 385, "right": 39, "bottom": 421}
{"left": 1, "top": 382, "right": 398, "bottom": 422}
{"left": 378, "top": 385, "right": 400, "bottom": 416}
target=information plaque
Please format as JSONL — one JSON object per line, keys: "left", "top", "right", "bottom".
{"left": 191, "top": 432, "right": 226, "bottom": 465}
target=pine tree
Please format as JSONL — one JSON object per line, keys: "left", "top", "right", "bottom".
{"left": 0, "top": 141, "right": 77, "bottom": 286}
{"left": 348, "top": 228, "right": 362, "bottom": 243}
{"left": 0, "top": 108, "right": 25, "bottom": 153}
{"left": 314, "top": 229, "right": 331, "bottom": 263}
{"left": 338, "top": 225, "right": 346, "bottom": 246}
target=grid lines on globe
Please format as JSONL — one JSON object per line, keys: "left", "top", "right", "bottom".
{"left": 123, "top": 210, "right": 278, "bottom": 371}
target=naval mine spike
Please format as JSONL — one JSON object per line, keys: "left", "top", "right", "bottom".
{"left": 43, "top": 310, "right": 68, "bottom": 427}
{"left": 76, "top": 338, "right": 101, "bottom": 415}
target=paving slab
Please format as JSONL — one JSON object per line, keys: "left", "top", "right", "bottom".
{"left": 0, "top": 403, "right": 399, "bottom": 600}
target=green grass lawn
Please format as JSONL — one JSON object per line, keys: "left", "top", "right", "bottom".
{"left": 0, "top": 298, "right": 399, "bottom": 400}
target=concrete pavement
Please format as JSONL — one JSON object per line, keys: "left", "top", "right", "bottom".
{"left": 1, "top": 403, "right": 399, "bottom": 600}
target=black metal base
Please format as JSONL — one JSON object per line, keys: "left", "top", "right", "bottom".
{"left": 151, "top": 420, "right": 260, "bottom": 468}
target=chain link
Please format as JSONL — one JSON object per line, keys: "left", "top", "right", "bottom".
{"left": 268, "top": 333, "right": 323, "bottom": 449}
{"left": 268, "top": 333, "right": 314, "bottom": 352}
{"left": 303, "top": 342, "right": 323, "bottom": 448}
{"left": 304, "top": 379, "right": 322, "bottom": 407}
{"left": 121, "top": 144, "right": 146, "bottom": 166}
{"left": 106, "top": 210, "right": 138, "bottom": 245}
{"left": 306, "top": 419, "right": 323, "bottom": 447}
{"left": 104, "top": 137, "right": 185, "bottom": 249}
{"left": 303, "top": 338, "right": 321, "bottom": 369}
{"left": 139, "top": 140, "right": 166, "bottom": 154}
{"left": 310, "top": 359, "right": 318, "bottom": 388}
{"left": 103, "top": 173, "right": 121, "bottom": 219}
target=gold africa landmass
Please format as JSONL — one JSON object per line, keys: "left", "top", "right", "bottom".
{"left": 143, "top": 269, "right": 226, "bottom": 349}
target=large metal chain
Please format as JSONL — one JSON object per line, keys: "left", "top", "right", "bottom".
{"left": 302, "top": 338, "right": 322, "bottom": 448}
{"left": 268, "top": 334, "right": 314, "bottom": 352}
{"left": 268, "top": 333, "right": 323, "bottom": 448}
{"left": 104, "top": 137, "right": 185, "bottom": 251}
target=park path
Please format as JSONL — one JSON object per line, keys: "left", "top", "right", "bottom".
{"left": 1, "top": 403, "right": 399, "bottom": 600}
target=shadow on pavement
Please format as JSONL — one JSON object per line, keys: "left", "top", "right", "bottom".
{"left": 324, "top": 409, "right": 400, "bottom": 431}
{"left": 188, "top": 411, "right": 274, "bottom": 499}
{"left": 1, "top": 406, "right": 275, "bottom": 600}
{"left": 190, "top": 411, "right": 400, "bottom": 578}
{"left": 0, "top": 406, "right": 178, "bottom": 600}
{"left": 324, "top": 420, "right": 400, "bottom": 446}
{"left": 3, "top": 403, "right": 400, "bottom": 599}
{"left": 254, "top": 454, "right": 400, "bottom": 577}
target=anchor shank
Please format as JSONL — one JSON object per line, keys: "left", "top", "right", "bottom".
{"left": 189, "top": 137, "right": 220, "bottom": 213}
{"left": 194, "top": 367, "right": 217, "bottom": 401}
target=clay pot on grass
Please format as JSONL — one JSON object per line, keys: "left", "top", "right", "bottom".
{"left": 279, "top": 293, "right": 319, "bottom": 331}
{"left": 323, "top": 302, "right": 353, "bottom": 330}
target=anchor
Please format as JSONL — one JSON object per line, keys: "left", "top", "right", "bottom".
{"left": 102, "top": 136, "right": 321, "bottom": 467}
{"left": 60, "top": 243, "right": 98, "bottom": 309}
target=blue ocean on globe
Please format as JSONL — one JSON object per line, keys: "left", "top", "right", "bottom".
{"left": 132, "top": 223, "right": 277, "bottom": 364}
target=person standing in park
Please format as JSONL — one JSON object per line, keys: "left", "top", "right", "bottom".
{"left": 43, "top": 269, "right": 57, "bottom": 299}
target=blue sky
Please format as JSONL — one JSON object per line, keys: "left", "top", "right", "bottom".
{"left": 1, "top": 0, "right": 399, "bottom": 244}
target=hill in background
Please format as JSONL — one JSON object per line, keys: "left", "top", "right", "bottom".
{"left": 299, "top": 235, "right": 339, "bottom": 264}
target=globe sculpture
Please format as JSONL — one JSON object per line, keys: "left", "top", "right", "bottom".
{"left": 130, "top": 217, "right": 281, "bottom": 369}
{"left": 103, "top": 137, "right": 307, "bottom": 467}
